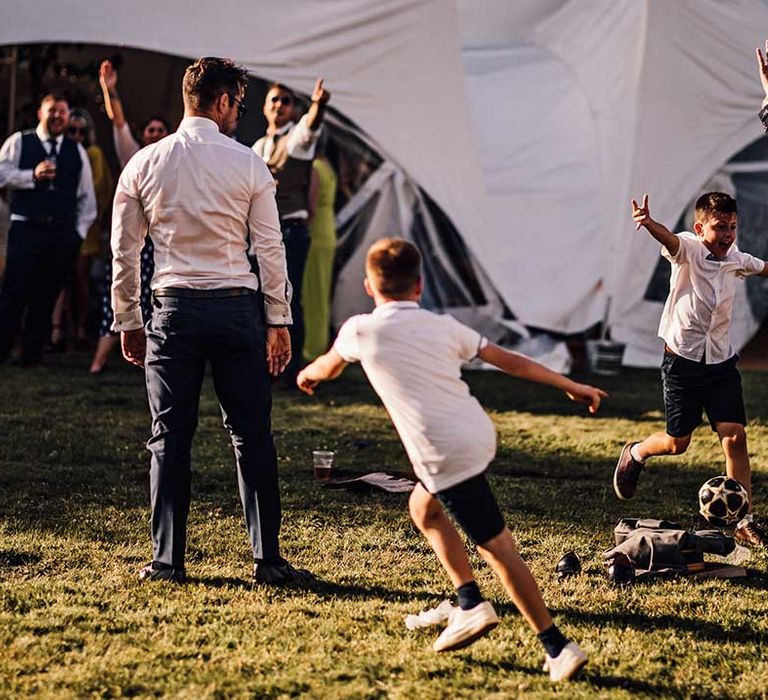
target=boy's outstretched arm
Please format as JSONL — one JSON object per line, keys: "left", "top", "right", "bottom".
{"left": 297, "top": 348, "right": 348, "bottom": 395}
{"left": 631, "top": 193, "right": 679, "bottom": 256}
{"left": 477, "top": 343, "right": 608, "bottom": 414}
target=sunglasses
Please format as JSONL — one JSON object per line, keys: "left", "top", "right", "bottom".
{"left": 270, "top": 94, "right": 293, "bottom": 106}
{"left": 67, "top": 126, "right": 87, "bottom": 137}
{"left": 145, "top": 127, "right": 167, "bottom": 134}
{"left": 231, "top": 95, "right": 247, "bottom": 120}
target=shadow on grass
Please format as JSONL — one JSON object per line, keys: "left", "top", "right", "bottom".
{"left": 192, "top": 575, "right": 442, "bottom": 604}
{"left": 0, "top": 550, "right": 43, "bottom": 567}
{"left": 555, "top": 605, "right": 768, "bottom": 646}
{"left": 1, "top": 444, "right": 761, "bottom": 547}
{"left": 465, "top": 657, "right": 538, "bottom": 677}
{"left": 579, "top": 670, "right": 684, "bottom": 698}
{"left": 470, "top": 657, "right": 681, "bottom": 697}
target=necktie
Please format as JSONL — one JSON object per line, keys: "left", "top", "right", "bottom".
{"left": 270, "top": 132, "right": 281, "bottom": 156}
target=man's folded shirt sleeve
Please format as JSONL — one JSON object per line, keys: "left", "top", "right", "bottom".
{"left": 110, "top": 166, "right": 148, "bottom": 332}
{"left": 248, "top": 163, "right": 293, "bottom": 326}
{"left": 0, "top": 132, "right": 35, "bottom": 190}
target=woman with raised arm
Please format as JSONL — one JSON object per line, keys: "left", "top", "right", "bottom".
{"left": 89, "top": 60, "right": 171, "bottom": 374}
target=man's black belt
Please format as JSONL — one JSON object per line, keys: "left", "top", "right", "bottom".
{"left": 153, "top": 287, "right": 254, "bottom": 299}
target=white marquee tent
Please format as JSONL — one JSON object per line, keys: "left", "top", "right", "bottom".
{"left": 3, "top": 0, "right": 768, "bottom": 367}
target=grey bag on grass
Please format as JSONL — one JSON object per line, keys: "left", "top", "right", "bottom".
{"left": 604, "top": 518, "right": 735, "bottom": 573}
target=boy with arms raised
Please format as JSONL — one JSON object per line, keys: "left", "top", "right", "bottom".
{"left": 298, "top": 238, "right": 607, "bottom": 682}
{"left": 614, "top": 192, "right": 768, "bottom": 547}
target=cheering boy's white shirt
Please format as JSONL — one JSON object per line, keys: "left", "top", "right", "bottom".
{"left": 111, "top": 116, "right": 291, "bottom": 332}
{"left": 658, "top": 232, "right": 764, "bottom": 364}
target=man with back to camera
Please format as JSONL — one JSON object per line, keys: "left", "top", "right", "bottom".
{"left": 0, "top": 93, "right": 96, "bottom": 366}
{"left": 253, "top": 78, "right": 331, "bottom": 385}
{"left": 111, "top": 56, "right": 314, "bottom": 584}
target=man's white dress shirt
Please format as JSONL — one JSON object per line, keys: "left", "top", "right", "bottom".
{"left": 111, "top": 116, "right": 291, "bottom": 332}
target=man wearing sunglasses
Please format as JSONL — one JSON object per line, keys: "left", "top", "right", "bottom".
{"left": 112, "top": 57, "right": 312, "bottom": 585}
{"left": 0, "top": 93, "right": 96, "bottom": 366}
{"left": 253, "top": 78, "right": 331, "bottom": 386}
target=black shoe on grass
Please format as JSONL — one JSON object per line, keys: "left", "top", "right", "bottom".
{"left": 138, "top": 561, "right": 187, "bottom": 583}
{"left": 253, "top": 558, "right": 315, "bottom": 585}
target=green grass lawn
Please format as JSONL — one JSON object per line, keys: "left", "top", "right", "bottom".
{"left": 1, "top": 354, "right": 768, "bottom": 699}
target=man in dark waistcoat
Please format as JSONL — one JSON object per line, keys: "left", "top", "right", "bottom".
{"left": 252, "top": 79, "right": 331, "bottom": 385}
{"left": 0, "top": 93, "right": 96, "bottom": 365}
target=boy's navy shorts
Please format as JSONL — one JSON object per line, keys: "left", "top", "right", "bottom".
{"left": 661, "top": 350, "right": 746, "bottom": 438}
{"left": 435, "top": 472, "right": 506, "bottom": 546}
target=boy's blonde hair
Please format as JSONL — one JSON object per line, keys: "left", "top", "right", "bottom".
{"left": 366, "top": 238, "right": 422, "bottom": 298}
{"left": 694, "top": 191, "right": 737, "bottom": 223}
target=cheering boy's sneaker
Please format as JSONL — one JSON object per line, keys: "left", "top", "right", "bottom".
{"left": 613, "top": 442, "right": 644, "bottom": 500}
{"left": 543, "top": 641, "right": 588, "bottom": 682}
{"left": 432, "top": 601, "right": 499, "bottom": 652}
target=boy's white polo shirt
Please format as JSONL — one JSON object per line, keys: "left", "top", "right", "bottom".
{"left": 658, "top": 232, "right": 764, "bottom": 364}
{"left": 333, "top": 301, "right": 496, "bottom": 493}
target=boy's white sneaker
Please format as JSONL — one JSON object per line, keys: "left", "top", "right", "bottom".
{"left": 543, "top": 641, "right": 588, "bottom": 682}
{"left": 432, "top": 601, "right": 499, "bottom": 652}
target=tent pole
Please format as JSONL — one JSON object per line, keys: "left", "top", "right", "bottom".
{"left": 7, "top": 46, "right": 17, "bottom": 137}
{"left": 600, "top": 296, "right": 612, "bottom": 341}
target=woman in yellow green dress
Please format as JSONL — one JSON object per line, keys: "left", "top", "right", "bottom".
{"left": 51, "top": 109, "right": 113, "bottom": 350}
{"left": 302, "top": 154, "right": 338, "bottom": 361}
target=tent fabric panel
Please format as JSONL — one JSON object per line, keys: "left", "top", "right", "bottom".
{"left": 463, "top": 45, "right": 607, "bottom": 331}
{"left": 1, "top": 0, "right": 490, "bottom": 283}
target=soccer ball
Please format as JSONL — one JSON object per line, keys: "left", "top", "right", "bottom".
{"left": 698, "top": 476, "right": 749, "bottom": 528}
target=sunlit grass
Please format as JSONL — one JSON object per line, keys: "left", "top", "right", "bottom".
{"left": 1, "top": 354, "right": 767, "bottom": 698}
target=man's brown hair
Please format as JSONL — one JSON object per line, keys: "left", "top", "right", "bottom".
{"left": 40, "top": 93, "right": 69, "bottom": 108}
{"left": 366, "top": 238, "right": 422, "bottom": 298}
{"left": 266, "top": 82, "right": 296, "bottom": 100}
{"left": 694, "top": 191, "right": 737, "bottom": 223}
{"left": 182, "top": 57, "right": 248, "bottom": 112}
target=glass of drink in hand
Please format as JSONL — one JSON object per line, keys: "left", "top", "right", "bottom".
{"left": 45, "top": 155, "right": 57, "bottom": 191}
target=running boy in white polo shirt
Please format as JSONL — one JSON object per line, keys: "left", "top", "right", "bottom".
{"left": 297, "top": 238, "right": 607, "bottom": 682}
{"left": 613, "top": 192, "right": 768, "bottom": 548}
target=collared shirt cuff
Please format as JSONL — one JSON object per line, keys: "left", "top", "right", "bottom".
{"left": 21, "top": 170, "right": 35, "bottom": 189}
{"left": 264, "top": 304, "right": 292, "bottom": 326}
{"left": 76, "top": 224, "right": 88, "bottom": 239}
{"left": 760, "top": 102, "right": 768, "bottom": 130}
{"left": 112, "top": 310, "right": 144, "bottom": 332}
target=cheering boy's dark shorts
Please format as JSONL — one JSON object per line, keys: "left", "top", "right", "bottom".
{"left": 662, "top": 350, "right": 746, "bottom": 437}
{"left": 435, "top": 472, "right": 506, "bottom": 546}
